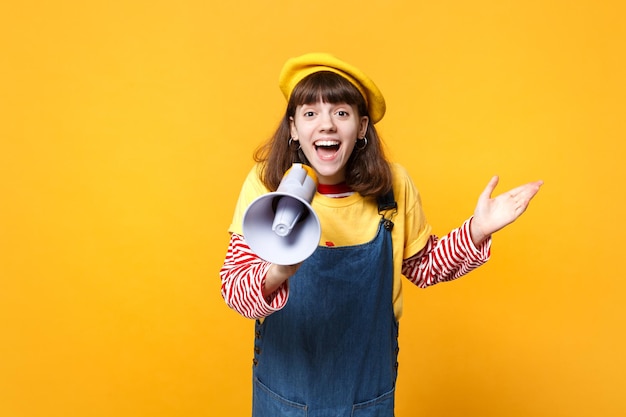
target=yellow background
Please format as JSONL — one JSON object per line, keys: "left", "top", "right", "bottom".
{"left": 1, "top": 1, "right": 624, "bottom": 416}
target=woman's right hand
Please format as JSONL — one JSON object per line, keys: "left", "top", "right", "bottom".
{"left": 263, "top": 263, "right": 302, "bottom": 297}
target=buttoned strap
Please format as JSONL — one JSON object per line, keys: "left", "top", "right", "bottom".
{"left": 377, "top": 189, "right": 397, "bottom": 231}
{"left": 377, "top": 189, "right": 397, "bottom": 212}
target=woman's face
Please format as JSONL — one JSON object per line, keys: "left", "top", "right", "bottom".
{"left": 290, "top": 101, "right": 368, "bottom": 185}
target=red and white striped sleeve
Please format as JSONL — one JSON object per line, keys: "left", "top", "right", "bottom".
{"left": 402, "top": 217, "right": 491, "bottom": 288}
{"left": 219, "top": 233, "right": 289, "bottom": 319}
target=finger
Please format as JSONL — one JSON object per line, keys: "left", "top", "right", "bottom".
{"left": 501, "top": 180, "right": 544, "bottom": 200}
{"left": 513, "top": 181, "right": 544, "bottom": 212}
{"left": 480, "top": 175, "right": 500, "bottom": 200}
{"left": 522, "top": 184, "right": 543, "bottom": 203}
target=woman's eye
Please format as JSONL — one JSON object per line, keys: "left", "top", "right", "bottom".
{"left": 336, "top": 110, "right": 348, "bottom": 116}
{"left": 304, "top": 111, "right": 315, "bottom": 117}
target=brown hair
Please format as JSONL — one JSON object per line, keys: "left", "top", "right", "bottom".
{"left": 254, "top": 71, "right": 393, "bottom": 198}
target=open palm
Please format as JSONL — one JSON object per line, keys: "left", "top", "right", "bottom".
{"left": 470, "top": 176, "right": 543, "bottom": 245}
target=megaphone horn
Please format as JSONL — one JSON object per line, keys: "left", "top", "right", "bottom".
{"left": 242, "top": 163, "right": 321, "bottom": 265}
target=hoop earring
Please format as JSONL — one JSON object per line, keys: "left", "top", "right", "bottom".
{"left": 288, "top": 137, "right": 301, "bottom": 150}
{"left": 356, "top": 136, "right": 368, "bottom": 150}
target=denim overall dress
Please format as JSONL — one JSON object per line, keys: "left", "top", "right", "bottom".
{"left": 252, "top": 193, "right": 399, "bottom": 417}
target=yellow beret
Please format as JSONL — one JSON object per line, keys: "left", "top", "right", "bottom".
{"left": 279, "top": 53, "right": 386, "bottom": 124}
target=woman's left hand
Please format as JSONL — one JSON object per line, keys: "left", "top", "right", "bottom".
{"left": 470, "top": 176, "right": 543, "bottom": 246}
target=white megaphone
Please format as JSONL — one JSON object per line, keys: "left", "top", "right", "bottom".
{"left": 242, "top": 163, "right": 321, "bottom": 265}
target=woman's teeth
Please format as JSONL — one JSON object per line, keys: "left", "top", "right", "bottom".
{"left": 314, "top": 140, "right": 340, "bottom": 150}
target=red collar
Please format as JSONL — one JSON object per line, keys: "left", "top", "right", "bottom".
{"left": 317, "top": 182, "right": 353, "bottom": 196}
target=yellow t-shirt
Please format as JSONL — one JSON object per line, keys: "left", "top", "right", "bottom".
{"left": 228, "top": 162, "right": 432, "bottom": 319}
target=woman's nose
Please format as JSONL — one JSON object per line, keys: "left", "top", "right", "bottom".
{"left": 319, "top": 113, "right": 336, "bottom": 131}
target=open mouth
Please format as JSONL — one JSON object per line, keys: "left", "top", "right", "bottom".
{"left": 314, "top": 140, "right": 340, "bottom": 160}
{"left": 314, "top": 140, "right": 340, "bottom": 155}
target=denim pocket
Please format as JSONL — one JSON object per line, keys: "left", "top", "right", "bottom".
{"left": 253, "top": 377, "right": 308, "bottom": 417}
{"left": 351, "top": 387, "right": 395, "bottom": 417}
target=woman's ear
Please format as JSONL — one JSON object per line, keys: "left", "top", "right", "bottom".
{"left": 359, "top": 116, "right": 369, "bottom": 138}
{"left": 289, "top": 116, "right": 297, "bottom": 139}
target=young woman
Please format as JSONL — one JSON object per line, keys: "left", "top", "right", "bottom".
{"left": 220, "top": 53, "right": 542, "bottom": 417}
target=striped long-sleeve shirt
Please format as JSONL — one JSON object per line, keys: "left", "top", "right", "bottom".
{"left": 220, "top": 218, "right": 490, "bottom": 320}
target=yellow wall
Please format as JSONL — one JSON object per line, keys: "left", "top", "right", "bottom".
{"left": 1, "top": 1, "right": 624, "bottom": 416}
